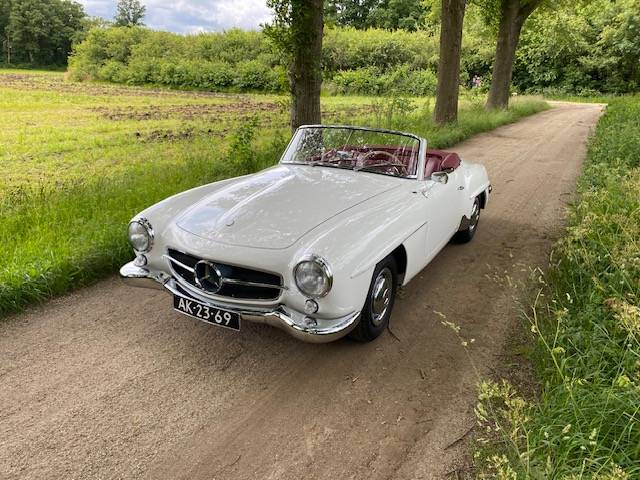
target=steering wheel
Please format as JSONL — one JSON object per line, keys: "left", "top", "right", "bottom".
{"left": 360, "top": 150, "right": 408, "bottom": 176}
{"left": 321, "top": 148, "right": 356, "bottom": 165}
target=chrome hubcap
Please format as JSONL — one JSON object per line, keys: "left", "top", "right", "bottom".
{"left": 370, "top": 267, "right": 393, "bottom": 326}
{"left": 469, "top": 200, "right": 480, "bottom": 232}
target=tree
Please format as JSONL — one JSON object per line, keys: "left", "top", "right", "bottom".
{"left": 367, "top": 0, "right": 429, "bottom": 31}
{"left": 485, "top": 0, "right": 542, "bottom": 109}
{"left": 325, "top": 0, "right": 430, "bottom": 30}
{"left": 434, "top": 0, "right": 466, "bottom": 124}
{"left": 326, "top": 0, "right": 378, "bottom": 29}
{"left": 0, "top": 0, "right": 10, "bottom": 62}
{"left": 266, "top": 0, "right": 324, "bottom": 131}
{"left": 4, "top": 0, "right": 84, "bottom": 64}
{"left": 114, "top": 0, "right": 146, "bottom": 27}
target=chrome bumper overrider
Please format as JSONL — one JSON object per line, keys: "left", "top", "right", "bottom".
{"left": 119, "top": 261, "right": 360, "bottom": 343}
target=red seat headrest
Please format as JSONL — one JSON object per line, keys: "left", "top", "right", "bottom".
{"left": 441, "top": 153, "right": 461, "bottom": 170}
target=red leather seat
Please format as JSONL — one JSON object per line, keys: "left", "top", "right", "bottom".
{"left": 424, "top": 149, "right": 461, "bottom": 178}
{"left": 441, "top": 152, "right": 461, "bottom": 170}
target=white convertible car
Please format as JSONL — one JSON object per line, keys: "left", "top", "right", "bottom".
{"left": 120, "top": 125, "right": 491, "bottom": 343}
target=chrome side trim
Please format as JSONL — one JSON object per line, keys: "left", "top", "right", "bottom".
{"left": 162, "top": 254, "right": 195, "bottom": 273}
{"left": 222, "top": 277, "right": 289, "bottom": 290}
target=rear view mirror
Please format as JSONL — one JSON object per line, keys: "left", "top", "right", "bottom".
{"left": 432, "top": 171, "right": 449, "bottom": 184}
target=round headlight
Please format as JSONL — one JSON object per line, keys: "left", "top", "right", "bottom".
{"left": 127, "top": 218, "right": 153, "bottom": 253}
{"left": 294, "top": 255, "right": 332, "bottom": 298}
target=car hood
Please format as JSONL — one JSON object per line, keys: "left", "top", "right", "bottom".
{"left": 175, "top": 164, "right": 402, "bottom": 250}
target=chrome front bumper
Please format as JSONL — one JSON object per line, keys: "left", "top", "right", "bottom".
{"left": 119, "top": 261, "right": 360, "bottom": 343}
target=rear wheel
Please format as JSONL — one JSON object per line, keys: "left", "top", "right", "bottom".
{"left": 349, "top": 256, "right": 398, "bottom": 342}
{"left": 453, "top": 196, "right": 481, "bottom": 243}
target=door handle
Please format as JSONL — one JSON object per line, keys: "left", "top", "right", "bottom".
{"left": 458, "top": 186, "right": 465, "bottom": 191}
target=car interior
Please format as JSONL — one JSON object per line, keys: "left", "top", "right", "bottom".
{"left": 424, "top": 149, "right": 462, "bottom": 178}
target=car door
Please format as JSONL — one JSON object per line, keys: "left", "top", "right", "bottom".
{"left": 424, "top": 168, "right": 464, "bottom": 259}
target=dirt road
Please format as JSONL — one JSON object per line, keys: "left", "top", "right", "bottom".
{"left": 0, "top": 103, "right": 603, "bottom": 480}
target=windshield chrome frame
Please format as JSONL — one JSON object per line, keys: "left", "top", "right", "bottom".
{"left": 280, "top": 125, "right": 427, "bottom": 181}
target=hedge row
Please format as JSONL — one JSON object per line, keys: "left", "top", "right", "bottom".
{"left": 68, "top": 26, "right": 440, "bottom": 95}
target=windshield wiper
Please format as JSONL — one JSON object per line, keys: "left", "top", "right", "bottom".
{"left": 309, "top": 161, "right": 352, "bottom": 170}
{"left": 354, "top": 164, "right": 388, "bottom": 173}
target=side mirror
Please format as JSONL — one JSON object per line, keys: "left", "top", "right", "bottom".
{"left": 432, "top": 171, "right": 449, "bottom": 184}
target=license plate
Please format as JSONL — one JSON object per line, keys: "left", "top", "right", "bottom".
{"left": 173, "top": 295, "right": 240, "bottom": 331}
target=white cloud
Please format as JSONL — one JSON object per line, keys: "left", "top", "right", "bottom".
{"left": 77, "top": 0, "right": 273, "bottom": 33}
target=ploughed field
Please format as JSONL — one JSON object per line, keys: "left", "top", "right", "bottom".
{"left": 0, "top": 69, "right": 548, "bottom": 316}
{"left": 0, "top": 70, "right": 370, "bottom": 194}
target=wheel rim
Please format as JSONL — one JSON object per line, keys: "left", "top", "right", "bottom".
{"left": 469, "top": 200, "right": 480, "bottom": 232}
{"left": 370, "top": 267, "right": 393, "bottom": 326}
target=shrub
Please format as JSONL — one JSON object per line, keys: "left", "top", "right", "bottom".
{"left": 328, "top": 66, "right": 437, "bottom": 96}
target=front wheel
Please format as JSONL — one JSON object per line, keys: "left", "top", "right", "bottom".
{"left": 349, "top": 256, "right": 398, "bottom": 342}
{"left": 453, "top": 196, "right": 481, "bottom": 243}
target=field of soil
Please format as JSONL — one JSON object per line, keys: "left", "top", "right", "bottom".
{"left": 0, "top": 101, "right": 603, "bottom": 479}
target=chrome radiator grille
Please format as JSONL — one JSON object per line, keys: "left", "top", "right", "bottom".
{"left": 166, "top": 249, "right": 283, "bottom": 301}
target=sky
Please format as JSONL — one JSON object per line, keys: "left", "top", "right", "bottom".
{"left": 78, "top": 0, "right": 273, "bottom": 34}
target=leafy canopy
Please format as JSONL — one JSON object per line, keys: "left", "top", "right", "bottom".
{"left": 114, "top": 0, "right": 146, "bottom": 27}
{"left": 325, "top": 0, "right": 432, "bottom": 31}
{"left": 1, "top": 0, "right": 85, "bottom": 64}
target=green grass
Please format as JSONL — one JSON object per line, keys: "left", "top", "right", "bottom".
{"left": 475, "top": 97, "right": 640, "bottom": 478}
{"left": 0, "top": 70, "right": 548, "bottom": 317}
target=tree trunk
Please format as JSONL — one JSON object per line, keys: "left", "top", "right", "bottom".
{"left": 486, "top": 0, "right": 539, "bottom": 109}
{"left": 290, "top": 0, "right": 323, "bottom": 131}
{"left": 434, "top": 0, "right": 466, "bottom": 125}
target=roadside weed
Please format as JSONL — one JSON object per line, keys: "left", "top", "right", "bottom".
{"left": 474, "top": 97, "right": 640, "bottom": 478}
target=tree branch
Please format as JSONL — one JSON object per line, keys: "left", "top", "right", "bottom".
{"left": 519, "top": 0, "right": 542, "bottom": 21}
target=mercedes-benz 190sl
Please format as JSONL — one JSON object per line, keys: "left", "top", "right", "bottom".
{"left": 120, "top": 125, "right": 491, "bottom": 343}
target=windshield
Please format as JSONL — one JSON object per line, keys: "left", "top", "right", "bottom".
{"left": 281, "top": 126, "right": 421, "bottom": 179}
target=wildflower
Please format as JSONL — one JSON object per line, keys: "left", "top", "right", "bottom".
{"left": 614, "top": 374, "right": 633, "bottom": 388}
{"left": 605, "top": 298, "right": 640, "bottom": 336}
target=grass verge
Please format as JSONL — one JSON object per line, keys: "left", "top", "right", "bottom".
{"left": 475, "top": 97, "right": 640, "bottom": 478}
{"left": 0, "top": 71, "right": 548, "bottom": 317}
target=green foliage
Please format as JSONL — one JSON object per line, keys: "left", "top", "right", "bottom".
{"left": 329, "top": 65, "right": 437, "bottom": 96}
{"left": 68, "top": 27, "right": 283, "bottom": 92}
{"left": 264, "top": 0, "right": 321, "bottom": 62}
{"left": 114, "top": 0, "right": 146, "bottom": 27}
{"left": 322, "top": 26, "right": 437, "bottom": 71}
{"left": 1, "top": 0, "right": 85, "bottom": 65}
{"left": 325, "top": 0, "right": 431, "bottom": 31}
{"left": 68, "top": 26, "right": 439, "bottom": 95}
{"left": 513, "top": 0, "right": 640, "bottom": 94}
{"left": 476, "top": 97, "right": 640, "bottom": 478}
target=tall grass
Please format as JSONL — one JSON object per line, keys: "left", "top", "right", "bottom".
{"left": 0, "top": 82, "right": 547, "bottom": 317}
{"left": 475, "top": 97, "right": 640, "bottom": 478}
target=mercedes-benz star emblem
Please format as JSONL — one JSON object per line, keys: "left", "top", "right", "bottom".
{"left": 194, "top": 260, "right": 224, "bottom": 293}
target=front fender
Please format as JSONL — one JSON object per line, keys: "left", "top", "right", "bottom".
{"left": 291, "top": 186, "right": 426, "bottom": 316}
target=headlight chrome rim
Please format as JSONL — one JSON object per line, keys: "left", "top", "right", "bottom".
{"left": 127, "top": 217, "right": 154, "bottom": 253}
{"left": 293, "top": 254, "right": 333, "bottom": 298}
